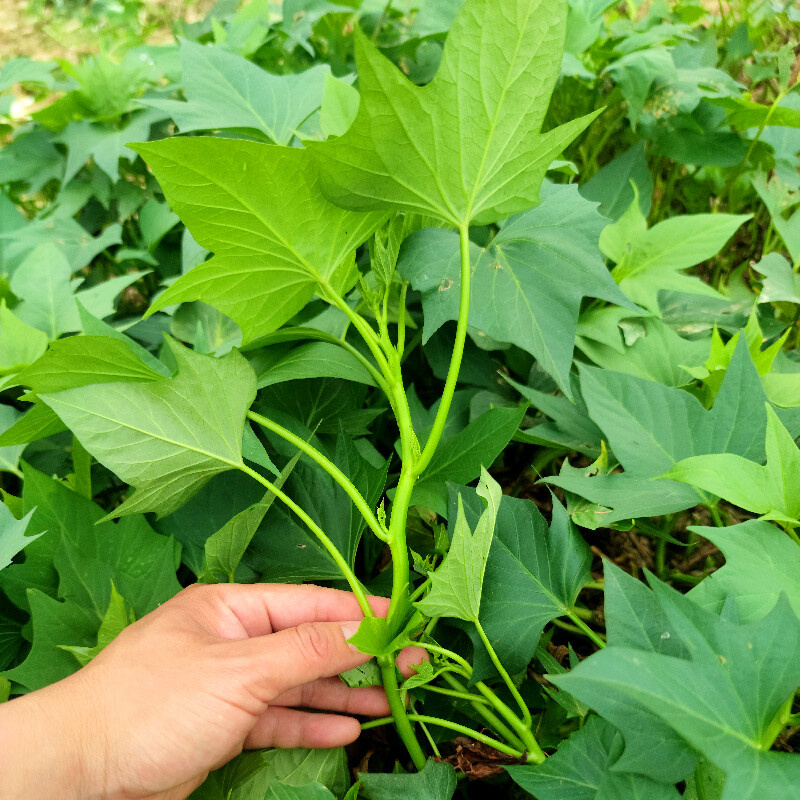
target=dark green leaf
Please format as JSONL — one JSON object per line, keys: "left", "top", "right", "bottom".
{"left": 358, "top": 759, "right": 456, "bottom": 800}
{"left": 507, "top": 715, "right": 681, "bottom": 799}
{"left": 398, "top": 184, "right": 632, "bottom": 395}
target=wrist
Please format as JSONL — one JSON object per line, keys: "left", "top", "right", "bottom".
{"left": 0, "top": 673, "right": 103, "bottom": 800}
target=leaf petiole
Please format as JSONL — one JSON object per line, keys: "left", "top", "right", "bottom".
{"left": 362, "top": 714, "right": 527, "bottom": 760}
{"left": 474, "top": 619, "right": 532, "bottom": 728}
{"left": 412, "top": 224, "right": 472, "bottom": 477}
{"left": 246, "top": 410, "right": 389, "bottom": 542}
{"left": 239, "top": 464, "right": 373, "bottom": 618}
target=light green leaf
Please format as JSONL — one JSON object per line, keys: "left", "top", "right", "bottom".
{"left": 319, "top": 73, "right": 359, "bottom": 139}
{"left": 241, "top": 424, "right": 279, "bottom": 475}
{"left": 233, "top": 748, "right": 348, "bottom": 799}
{"left": 58, "top": 583, "right": 134, "bottom": 667}
{"left": 507, "top": 716, "right": 681, "bottom": 799}
{"left": 256, "top": 342, "right": 377, "bottom": 389}
{"left": 9, "top": 243, "right": 145, "bottom": 338}
{"left": 753, "top": 253, "right": 800, "bottom": 304}
{"left": 0, "top": 300, "right": 48, "bottom": 377}
{"left": 0, "top": 504, "right": 42, "bottom": 572}
{"left": 358, "top": 759, "right": 456, "bottom": 800}
{"left": 134, "top": 139, "right": 385, "bottom": 342}
{"left": 265, "top": 784, "right": 336, "bottom": 800}
{"left": 144, "top": 39, "right": 330, "bottom": 144}
{"left": 709, "top": 96, "right": 800, "bottom": 130}
{"left": 663, "top": 405, "right": 800, "bottom": 525}
{"left": 39, "top": 339, "right": 256, "bottom": 518}
{"left": 0, "top": 406, "right": 24, "bottom": 474}
{"left": 309, "top": 0, "right": 598, "bottom": 225}
{"left": 339, "top": 659, "right": 382, "bottom": 689}
{"left": 0, "top": 326, "right": 161, "bottom": 450}
{"left": 605, "top": 200, "right": 750, "bottom": 313}
{"left": 398, "top": 184, "right": 633, "bottom": 395}
{"left": 752, "top": 173, "right": 800, "bottom": 265}
{"left": 409, "top": 404, "right": 526, "bottom": 515}
{"left": 415, "top": 469, "right": 501, "bottom": 622}
{"left": 688, "top": 520, "right": 800, "bottom": 622}
{"left": 14, "top": 335, "right": 165, "bottom": 393}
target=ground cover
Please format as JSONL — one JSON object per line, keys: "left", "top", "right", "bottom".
{"left": 0, "top": 0, "right": 799, "bottom": 797}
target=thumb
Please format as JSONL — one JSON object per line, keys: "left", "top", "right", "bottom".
{"left": 232, "top": 620, "right": 369, "bottom": 700}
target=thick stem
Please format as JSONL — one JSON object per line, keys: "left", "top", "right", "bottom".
{"left": 413, "top": 224, "right": 472, "bottom": 476}
{"left": 247, "top": 410, "right": 388, "bottom": 542}
{"left": 239, "top": 465, "right": 373, "bottom": 618}
{"left": 379, "top": 657, "right": 427, "bottom": 770}
{"left": 387, "top": 468, "right": 416, "bottom": 620}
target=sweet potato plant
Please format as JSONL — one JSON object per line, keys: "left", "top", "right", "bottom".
{"left": 1, "top": 0, "right": 800, "bottom": 797}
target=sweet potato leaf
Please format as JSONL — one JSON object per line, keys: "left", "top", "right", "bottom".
{"left": 398, "top": 184, "right": 633, "bottom": 395}
{"left": 409, "top": 405, "right": 526, "bottom": 515}
{"left": 554, "top": 570, "right": 800, "bottom": 799}
{"left": 545, "top": 340, "right": 771, "bottom": 523}
{"left": 452, "top": 487, "right": 593, "bottom": 679}
{"left": 663, "top": 406, "right": 800, "bottom": 526}
{"left": 0, "top": 504, "right": 41, "bottom": 572}
{"left": 602, "top": 199, "right": 750, "bottom": 313}
{"left": 507, "top": 715, "right": 681, "bottom": 799}
{"left": 688, "top": 520, "right": 800, "bottom": 622}
{"left": 309, "top": 0, "right": 598, "bottom": 226}
{"left": 145, "top": 39, "right": 330, "bottom": 143}
{"left": 39, "top": 339, "right": 256, "bottom": 518}
{"left": 358, "top": 759, "right": 456, "bottom": 800}
{"left": 415, "top": 469, "right": 501, "bottom": 622}
{"left": 135, "top": 139, "right": 385, "bottom": 341}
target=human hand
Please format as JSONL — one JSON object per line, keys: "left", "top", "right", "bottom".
{"left": 0, "top": 583, "right": 424, "bottom": 800}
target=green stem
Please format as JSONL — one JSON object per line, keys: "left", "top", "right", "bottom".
{"left": 474, "top": 619, "right": 532, "bottom": 727}
{"left": 584, "top": 580, "right": 605, "bottom": 591}
{"left": 409, "top": 580, "right": 431, "bottom": 603}
{"left": 708, "top": 503, "right": 725, "bottom": 528}
{"left": 324, "top": 287, "right": 393, "bottom": 380}
{"left": 413, "top": 224, "right": 472, "bottom": 476}
{"left": 387, "top": 469, "right": 415, "bottom": 620}
{"left": 378, "top": 657, "right": 427, "bottom": 770}
{"left": 441, "top": 674, "right": 526, "bottom": 751}
{"left": 362, "top": 715, "right": 526, "bottom": 760}
{"left": 397, "top": 282, "right": 409, "bottom": 359}
{"left": 563, "top": 612, "right": 606, "bottom": 649}
{"left": 247, "top": 411, "right": 388, "bottom": 542}
{"left": 240, "top": 465, "right": 373, "bottom": 618}
{"left": 415, "top": 684, "right": 491, "bottom": 705}
{"left": 669, "top": 571, "right": 705, "bottom": 586}
{"left": 412, "top": 641, "right": 473, "bottom": 675}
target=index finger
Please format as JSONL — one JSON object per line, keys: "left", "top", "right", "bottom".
{"left": 201, "top": 583, "right": 391, "bottom": 638}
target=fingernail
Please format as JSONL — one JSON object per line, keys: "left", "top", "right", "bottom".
{"left": 339, "top": 621, "right": 362, "bottom": 651}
